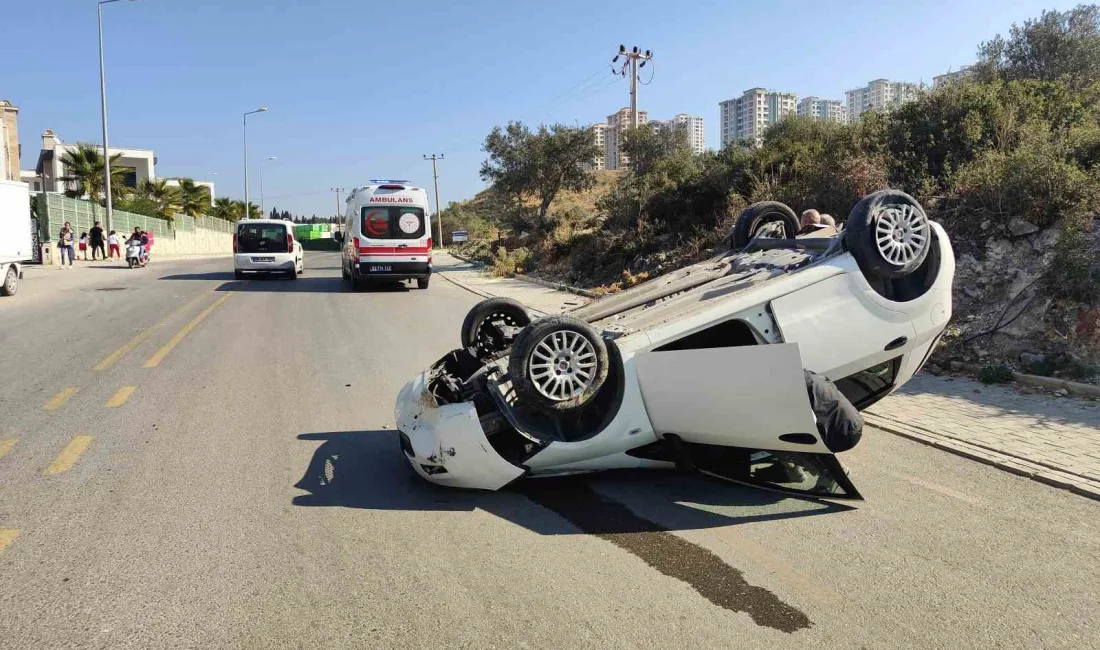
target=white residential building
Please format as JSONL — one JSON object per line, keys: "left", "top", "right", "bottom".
{"left": 585, "top": 123, "right": 608, "bottom": 171}
{"left": 605, "top": 107, "right": 648, "bottom": 170}
{"left": 845, "top": 79, "right": 920, "bottom": 121}
{"left": 651, "top": 114, "right": 706, "bottom": 154}
{"left": 719, "top": 88, "right": 797, "bottom": 148}
{"left": 796, "top": 97, "right": 848, "bottom": 124}
{"left": 933, "top": 65, "right": 974, "bottom": 88}
{"left": 34, "top": 129, "right": 157, "bottom": 195}
{"left": 0, "top": 100, "right": 19, "bottom": 182}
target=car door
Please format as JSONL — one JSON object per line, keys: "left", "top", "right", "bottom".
{"left": 632, "top": 344, "right": 862, "bottom": 499}
{"left": 389, "top": 206, "right": 428, "bottom": 264}
{"left": 360, "top": 206, "right": 395, "bottom": 269}
{"left": 633, "top": 343, "right": 824, "bottom": 453}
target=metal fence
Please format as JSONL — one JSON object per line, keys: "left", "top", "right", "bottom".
{"left": 37, "top": 194, "right": 234, "bottom": 242}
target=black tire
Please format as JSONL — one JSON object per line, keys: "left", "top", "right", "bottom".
{"left": 461, "top": 297, "right": 531, "bottom": 359}
{"left": 844, "top": 190, "right": 931, "bottom": 279}
{"left": 417, "top": 276, "right": 430, "bottom": 289}
{"left": 1, "top": 266, "right": 17, "bottom": 297}
{"left": 234, "top": 270, "right": 244, "bottom": 280}
{"left": 732, "top": 201, "right": 799, "bottom": 249}
{"left": 352, "top": 276, "right": 365, "bottom": 291}
{"left": 508, "top": 315, "right": 610, "bottom": 414}
{"left": 289, "top": 268, "right": 299, "bottom": 280}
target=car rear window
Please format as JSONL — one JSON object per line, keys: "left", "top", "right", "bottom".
{"left": 237, "top": 224, "right": 288, "bottom": 253}
{"left": 361, "top": 206, "right": 425, "bottom": 240}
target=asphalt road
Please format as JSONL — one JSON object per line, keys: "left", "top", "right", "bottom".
{"left": 1, "top": 252, "right": 1097, "bottom": 649}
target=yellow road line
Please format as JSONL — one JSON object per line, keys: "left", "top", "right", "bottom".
{"left": 144, "top": 294, "right": 231, "bottom": 368}
{"left": 0, "top": 529, "right": 19, "bottom": 555}
{"left": 0, "top": 439, "right": 17, "bottom": 460}
{"left": 45, "top": 435, "right": 95, "bottom": 475}
{"left": 94, "top": 291, "right": 214, "bottom": 371}
{"left": 104, "top": 386, "right": 138, "bottom": 408}
{"left": 43, "top": 387, "right": 79, "bottom": 411}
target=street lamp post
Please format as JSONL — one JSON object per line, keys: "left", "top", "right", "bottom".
{"left": 259, "top": 156, "right": 276, "bottom": 217}
{"left": 242, "top": 107, "right": 267, "bottom": 219}
{"left": 97, "top": 0, "right": 139, "bottom": 234}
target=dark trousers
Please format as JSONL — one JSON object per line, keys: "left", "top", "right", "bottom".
{"left": 91, "top": 241, "right": 106, "bottom": 260}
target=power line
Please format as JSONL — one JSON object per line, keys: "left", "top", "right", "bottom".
{"left": 611, "top": 45, "right": 654, "bottom": 129}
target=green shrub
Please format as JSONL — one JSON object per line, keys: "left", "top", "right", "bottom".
{"left": 978, "top": 364, "right": 1015, "bottom": 384}
{"left": 489, "top": 246, "right": 531, "bottom": 278}
{"left": 1047, "top": 225, "right": 1100, "bottom": 301}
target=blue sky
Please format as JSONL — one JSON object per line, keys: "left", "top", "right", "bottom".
{"left": 2, "top": 0, "right": 1078, "bottom": 217}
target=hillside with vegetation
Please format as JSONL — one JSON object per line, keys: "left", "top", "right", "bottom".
{"left": 447, "top": 5, "right": 1100, "bottom": 381}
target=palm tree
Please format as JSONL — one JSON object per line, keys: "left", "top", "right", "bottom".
{"left": 234, "top": 200, "right": 262, "bottom": 220}
{"left": 210, "top": 197, "right": 238, "bottom": 221}
{"left": 59, "top": 143, "right": 127, "bottom": 202}
{"left": 137, "top": 178, "right": 182, "bottom": 221}
{"left": 177, "top": 178, "right": 211, "bottom": 217}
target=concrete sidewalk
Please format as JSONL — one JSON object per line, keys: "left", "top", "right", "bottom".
{"left": 434, "top": 252, "right": 1100, "bottom": 500}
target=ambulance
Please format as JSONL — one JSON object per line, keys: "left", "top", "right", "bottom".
{"left": 341, "top": 181, "right": 433, "bottom": 290}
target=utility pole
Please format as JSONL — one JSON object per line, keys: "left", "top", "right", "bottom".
{"left": 611, "top": 45, "right": 653, "bottom": 129}
{"left": 423, "top": 154, "right": 443, "bottom": 249}
{"left": 330, "top": 188, "right": 343, "bottom": 222}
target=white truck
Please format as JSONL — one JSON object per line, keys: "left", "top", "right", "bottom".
{"left": 0, "top": 180, "right": 33, "bottom": 297}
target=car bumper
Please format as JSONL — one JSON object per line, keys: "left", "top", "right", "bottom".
{"left": 235, "top": 254, "right": 296, "bottom": 273}
{"left": 395, "top": 372, "right": 524, "bottom": 490}
{"left": 355, "top": 261, "right": 431, "bottom": 280}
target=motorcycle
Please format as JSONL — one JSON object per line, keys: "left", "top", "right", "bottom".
{"left": 126, "top": 241, "right": 146, "bottom": 268}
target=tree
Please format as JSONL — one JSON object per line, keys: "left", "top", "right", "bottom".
{"left": 976, "top": 4, "right": 1100, "bottom": 89}
{"left": 176, "top": 178, "right": 210, "bottom": 218}
{"left": 136, "top": 178, "right": 182, "bottom": 221}
{"left": 210, "top": 197, "right": 239, "bottom": 221}
{"left": 59, "top": 143, "right": 127, "bottom": 202}
{"left": 242, "top": 201, "right": 262, "bottom": 220}
{"left": 480, "top": 122, "right": 600, "bottom": 232}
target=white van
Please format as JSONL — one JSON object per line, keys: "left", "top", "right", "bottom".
{"left": 233, "top": 219, "right": 304, "bottom": 279}
{"left": 341, "top": 181, "right": 432, "bottom": 290}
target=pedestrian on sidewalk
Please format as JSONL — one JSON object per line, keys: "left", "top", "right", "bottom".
{"left": 78, "top": 232, "right": 88, "bottom": 261}
{"left": 57, "top": 222, "right": 75, "bottom": 268}
{"left": 108, "top": 230, "right": 120, "bottom": 259}
{"left": 89, "top": 221, "right": 106, "bottom": 260}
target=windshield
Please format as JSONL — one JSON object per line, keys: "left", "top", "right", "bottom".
{"left": 237, "top": 223, "right": 288, "bottom": 253}
{"left": 361, "top": 206, "right": 425, "bottom": 240}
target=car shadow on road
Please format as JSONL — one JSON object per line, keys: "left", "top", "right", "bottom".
{"left": 292, "top": 430, "right": 853, "bottom": 536}
{"left": 158, "top": 272, "right": 413, "bottom": 293}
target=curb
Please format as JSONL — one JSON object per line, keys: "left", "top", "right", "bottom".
{"left": 434, "top": 269, "right": 550, "bottom": 317}
{"left": 447, "top": 251, "right": 484, "bottom": 267}
{"left": 948, "top": 361, "right": 1100, "bottom": 399}
{"left": 514, "top": 273, "right": 599, "bottom": 299}
{"left": 864, "top": 412, "right": 1100, "bottom": 501}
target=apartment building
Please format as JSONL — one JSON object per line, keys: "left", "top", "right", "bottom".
{"left": 0, "top": 100, "right": 19, "bottom": 182}
{"left": 604, "top": 107, "right": 648, "bottom": 170}
{"left": 584, "top": 123, "right": 608, "bottom": 171}
{"left": 719, "top": 88, "right": 796, "bottom": 148}
{"left": 933, "top": 65, "right": 974, "bottom": 88}
{"left": 651, "top": 114, "right": 706, "bottom": 154}
{"left": 796, "top": 96, "right": 848, "bottom": 124}
{"left": 845, "top": 79, "right": 920, "bottom": 121}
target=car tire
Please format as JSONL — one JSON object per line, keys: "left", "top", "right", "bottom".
{"left": 1, "top": 266, "right": 18, "bottom": 297}
{"left": 461, "top": 297, "right": 531, "bottom": 359}
{"left": 417, "top": 276, "right": 430, "bottom": 290}
{"left": 234, "top": 270, "right": 244, "bottom": 280}
{"left": 352, "top": 276, "right": 365, "bottom": 291}
{"left": 289, "top": 268, "right": 298, "bottom": 280}
{"left": 844, "top": 189, "right": 931, "bottom": 279}
{"left": 508, "top": 315, "right": 609, "bottom": 414}
{"left": 732, "top": 201, "right": 799, "bottom": 249}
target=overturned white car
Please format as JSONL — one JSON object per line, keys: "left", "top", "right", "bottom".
{"left": 396, "top": 190, "right": 955, "bottom": 499}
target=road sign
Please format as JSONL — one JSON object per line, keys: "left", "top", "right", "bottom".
{"left": 451, "top": 230, "right": 469, "bottom": 243}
